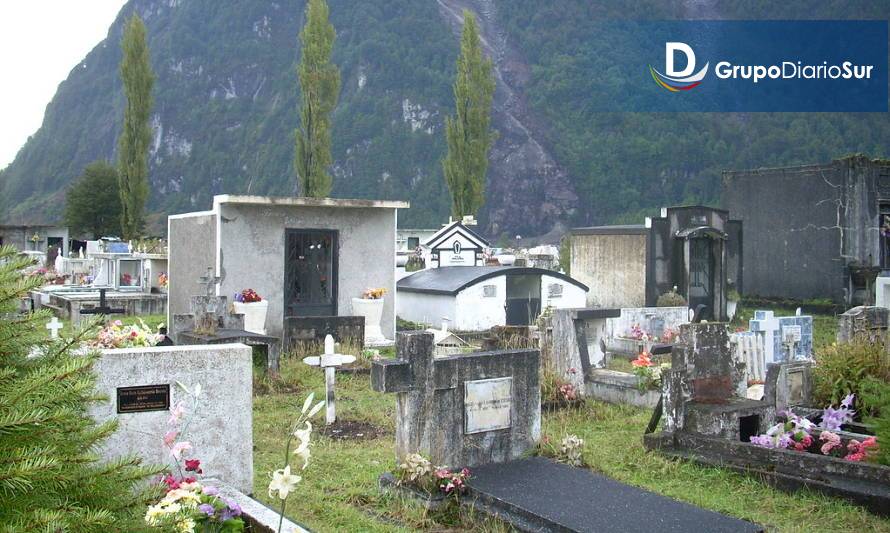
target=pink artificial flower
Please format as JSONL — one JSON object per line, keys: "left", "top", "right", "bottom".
{"left": 168, "top": 401, "right": 186, "bottom": 425}
{"left": 170, "top": 441, "right": 192, "bottom": 460}
{"left": 435, "top": 468, "right": 450, "bottom": 479}
{"left": 819, "top": 431, "right": 841, "bottom": 455}
{"left": 163, "top": 429, "right": 179, "bottom": 447}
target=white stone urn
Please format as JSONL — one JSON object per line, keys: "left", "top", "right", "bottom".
{"left": 233, "top": 300, "right": 269, "bottom": 335}
{"left": 352, "top": 297, "right": 386, "bottom": 345}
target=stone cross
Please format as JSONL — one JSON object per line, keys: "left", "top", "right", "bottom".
{"left": 302, "top": 335, "right": 355, "bottom": 425}
{"left": 45, "top": 317, "right": 63, "bottom": 339}
{"left": 198, "top": 267, "right": 221, "bottom": 297}
{"left": 372, "top": 331, "right": 540, "bottom": 468}
{"left": 79, "top": 288, "right": 126, "bottom": 317}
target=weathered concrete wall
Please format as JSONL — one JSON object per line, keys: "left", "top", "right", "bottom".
{"left": 217, "top": 203, "right": 397, "bottom": 339}
{"left": 723, "top": 156, "right": 890, "bottom": 302}
{"left": 168, "top": 212, "right": 217, "bottom": 326}
{"left": 90, "top": 344, "right": 253, "bottom": 493}
{"left": 570, "top": 233, "right": 646, "bottom": 308}
{"left": 0, "top": 225, "right": 69, "bottom": 256}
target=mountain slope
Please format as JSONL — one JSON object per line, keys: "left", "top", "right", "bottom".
{"left": 2, "top": 0, "right": 890, "bottom": 237}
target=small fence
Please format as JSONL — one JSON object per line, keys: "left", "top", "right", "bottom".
{"left": 732, "top": 331, "right": 767, "bottom": 383}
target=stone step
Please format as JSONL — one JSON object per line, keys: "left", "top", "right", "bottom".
{"left": 467, "top": 457, "right": 763, "bottom": 533}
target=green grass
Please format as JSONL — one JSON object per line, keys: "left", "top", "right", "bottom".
{"left": 252, "top": 356, "right": 890, "bottom": 532}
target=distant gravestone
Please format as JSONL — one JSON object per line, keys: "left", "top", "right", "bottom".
{"left": 837, "top": 306, "right": 889, "bottom": 344}
{"left": 749, "top": 310, "right": 814, "bottom": 363}
{"left": 372, "top": 331, "right": 540, "bottom": 468}
{"left": 45, "top": 317, "right": 63, "bottom": 339}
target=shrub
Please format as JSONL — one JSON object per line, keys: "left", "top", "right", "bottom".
{"left": 0, "top": 246, "right": 160, "bottom": 530}
{"left": 859, "top": 378, "right": 890, "bottom": 466}
{"left": 812, "top": 340, "right": 890, "bottom": 407}
{"left": 657, "top": 287, "right": 687, "bottom": 307}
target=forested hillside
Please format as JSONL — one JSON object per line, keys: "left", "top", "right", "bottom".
{"left": 1, "top": 0, "right": 889, "bottom": 236}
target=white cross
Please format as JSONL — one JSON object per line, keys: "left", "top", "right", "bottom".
{"left": 46, "top": 317, "right": 63, "bottom": 339}
{"left": 302, "top": 335, "right": 356, "bottom": 425}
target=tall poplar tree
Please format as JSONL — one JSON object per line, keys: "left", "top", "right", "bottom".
{"left": 442, "top": 11, "right": 496, "bottom": 219}
{"left": 295, "top": 0, "right": 340, "bottom": 198}
{"left": 117, "top": 14, "right": 154, "bottom": 240}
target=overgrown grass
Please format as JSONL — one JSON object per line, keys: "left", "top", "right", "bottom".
{"left": 252, "top": 357, "right": 890, "bottom": 532}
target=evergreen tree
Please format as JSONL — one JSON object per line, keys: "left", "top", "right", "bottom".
{"left": 0, "top": 246, "right": 160, "bottom": 530}
{"left": 117, "top": 14, "right": 154, "bottom": 240}
{"left": 442, "top": 11, "right": 496, "bottom": 219}
{"left": 64, "top": 160, "right": 123, "bottom": 240}
{"left": 295, "top": 0, "right": 340, "bottom": 198}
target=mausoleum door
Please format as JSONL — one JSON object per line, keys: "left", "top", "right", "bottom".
{"left": 284, "top": 230, "right": 338, "bottom": 317}
{"left": 505, "top": 275, "right": 542, "bottom": 325}
{"left": 687, "top": 237, "right": 715, "bottom": 319}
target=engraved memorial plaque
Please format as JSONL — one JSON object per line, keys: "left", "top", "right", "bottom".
{"left": 117, "top": 384, "right": 170, "bottom": 414}
{"left": 464, "top": 377, "right": 512, "bottom": 434}
{"left": 782, "top": 325, "right": 802, "bottom": 343}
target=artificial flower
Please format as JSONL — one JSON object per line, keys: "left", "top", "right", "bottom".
{"left": 185, "top": 459, "right": 202, "bottom": 473}
{"left": 170, "top": 441, "right": 192, "bottom": 460}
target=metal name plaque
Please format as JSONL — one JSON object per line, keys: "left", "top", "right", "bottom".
{"left": 464, "top": 377, "right": 513, "bottom": 434}
{"left": 117, "top": 384, "right": 170, "bottom": 414}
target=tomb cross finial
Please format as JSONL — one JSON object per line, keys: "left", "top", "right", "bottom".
{"left": 198, "top": 267, "right": 221, "bottom": 297}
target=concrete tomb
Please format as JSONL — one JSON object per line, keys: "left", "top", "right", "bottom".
{"left": 90, "top": 344, "right": 254, "bottom": 493}
{"left": 570, "top": 205, "right": 742, "bottom": 321}
{"left": 372, "top": 331, "right": 540, "bottom": 468}
{"left": 168, "top": 195, "right": 407, "bottom": 342}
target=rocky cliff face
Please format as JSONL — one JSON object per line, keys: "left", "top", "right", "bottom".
{"left": 436, "top": 0, "right": 578, "bottom": 236}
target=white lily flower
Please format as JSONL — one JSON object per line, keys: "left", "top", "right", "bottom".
{"left": 301, "top": 392, "right": 315, "bottom": 414}
{"left": 308, "top": 400, "right": 324, "bottom": 418}
{"left": 294, "top": 440, "right": 311, "bottom": 469}
{"left": 268, "top": 465, "right": 301, "bottom": 500}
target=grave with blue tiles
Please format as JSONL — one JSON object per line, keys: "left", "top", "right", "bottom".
{"left": 748, "top": 309, "right": 813, "bottom": 363}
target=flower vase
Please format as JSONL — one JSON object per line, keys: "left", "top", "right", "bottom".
{"left": 352, "top": 297, "right": 386, "bottom": 345}
{"left": 233, "top": 300, "right": 269, "bottom": 334}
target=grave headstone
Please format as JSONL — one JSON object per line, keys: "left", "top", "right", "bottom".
{"left": 547, "top": 308, "right": 620, "bottom": 393}
{"left": 748, "top": 310, "right": 814, "bottom": 363}
{"left": 89, "top": 343, "right": 254, "bottom": 492}
{"left": 663, "top": 323, "right": 774, "bottom": 441}
{"left": 837, "top": 306, "right": 889, "bottom": 344}
{"left": 302, "top": 335, "right": 355, "bottom": 425}
{"left": 372, "top": 331, "right": 540, "bottom": 467}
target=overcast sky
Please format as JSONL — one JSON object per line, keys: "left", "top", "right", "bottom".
{"left": 0, "top": 1, "right": 126, "bottom": 169}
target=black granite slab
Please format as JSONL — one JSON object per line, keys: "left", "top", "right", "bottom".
{"left": 467, "top": 457, "right": 762, "bottom": 533}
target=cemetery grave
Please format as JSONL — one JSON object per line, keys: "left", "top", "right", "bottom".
{"left": 645, "top": 319, "right": 890, "bottom": 516}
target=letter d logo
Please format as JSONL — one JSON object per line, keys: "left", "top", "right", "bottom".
{"left": 649, "top": 42, "right": 709, "bottom": 92}
{"left": 666, "top": 42, "right": 696, "bottom": 77}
